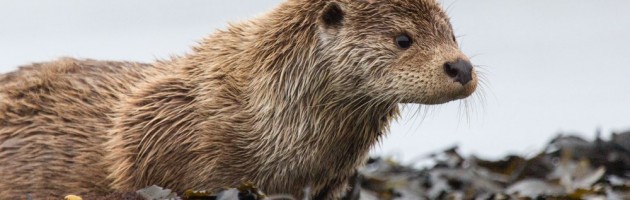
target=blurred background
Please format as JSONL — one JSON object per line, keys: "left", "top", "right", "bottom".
{"left": 1, "top": 0, "right": 629, "bottom": 162}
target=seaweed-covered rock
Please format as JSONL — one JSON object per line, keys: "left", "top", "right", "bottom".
{"left": 351, "top": 130, "right": 630, "bottom": 200}
{"left": 58, "top": 130, "right": 630, "bottom": 199}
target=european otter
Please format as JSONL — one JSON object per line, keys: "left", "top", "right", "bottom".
{"left": 0, "top": 0, "right": 477, "bottom": 199}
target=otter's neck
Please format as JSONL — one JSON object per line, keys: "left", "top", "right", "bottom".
{"left": 185, "top": 0, "right": 399, "bottom": 184}
{"left": 244, "top": 1, "right": 400, "bottom": 179}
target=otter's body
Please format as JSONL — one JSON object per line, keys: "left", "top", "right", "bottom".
{"left": 0, "top": 0, "right": 478, "bottom": 199}
{"left": 0, "top": 59, "right": 164, "bottom": 197}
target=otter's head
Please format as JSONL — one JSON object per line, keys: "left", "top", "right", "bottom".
{"left": 317, "top": 0, "right": 477, "bottom": 104}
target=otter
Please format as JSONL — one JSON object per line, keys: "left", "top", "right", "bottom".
{"left": 0, "top": 0, "right": 477, "bottom": 199}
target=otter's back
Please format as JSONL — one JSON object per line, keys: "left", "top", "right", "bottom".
{"left": 0, "top": 58, "right": 160, "bottom": 198}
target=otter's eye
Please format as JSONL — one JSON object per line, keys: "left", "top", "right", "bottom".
{"left": 395, "top": 34, "right": 412, "bottom": 49}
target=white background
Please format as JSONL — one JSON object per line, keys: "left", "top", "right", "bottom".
{"left": 1, "top": 0, "right": 629, "bottom": 162}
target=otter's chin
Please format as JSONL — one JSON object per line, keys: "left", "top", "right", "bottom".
{"left": 400, "top": 96, "right": 456, "bottom": 105}
{"left": 415, "top": 96, "right": 461, "bottom": 105}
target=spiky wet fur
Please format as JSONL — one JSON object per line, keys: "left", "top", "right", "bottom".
{"left": 0, "top": 0, "right": 476, "bottom": 199}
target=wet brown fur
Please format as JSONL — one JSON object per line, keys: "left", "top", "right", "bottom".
{"left": 0, "top": 0, "right": 477, "bottom": 199}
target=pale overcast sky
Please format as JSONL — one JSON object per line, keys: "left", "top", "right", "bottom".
{"left": 1, "top": 0, "right": 629, "bottom": 161}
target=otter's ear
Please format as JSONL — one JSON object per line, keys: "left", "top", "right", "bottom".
{"left": 319, "top": 2, "right": 344, "bottom": 30}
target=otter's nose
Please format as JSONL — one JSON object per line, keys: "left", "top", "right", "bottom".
{"left": 443, "top": 59, "right": 473, "bottom": 85}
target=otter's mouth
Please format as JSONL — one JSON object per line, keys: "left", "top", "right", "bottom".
{"left": 418, "top": 73, "right": 478, "bottom": 105}
{"left": 447, "top": 77, "right": 478, "bottom": 102}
